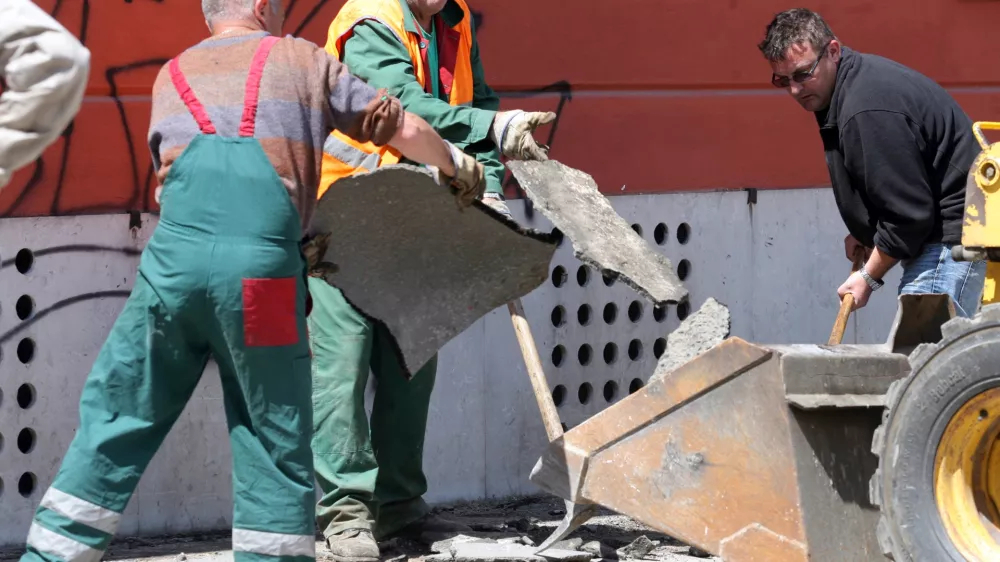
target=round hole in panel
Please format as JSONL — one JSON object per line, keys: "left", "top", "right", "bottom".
{"left": 578, "top": 382, "right": 593, "bottom": 405}
{"left": 577, "top": 304, "right": 592, "bottom": 326}
{"left": 628, "top": 301, "right": 644, "bottom": 323}
{"left": 631, "top": 224, "right": 643, "bottom": 237}
{"left": 551, "top": 345, "right": 566, "bottom": 367}
{"left": 677, "top": 259, "right": 691, "bottom": 281}
{"left": 18, "top": 472, "right": 36, "bottom": 498}
{"left": 550, "top": 227, "right": 564, "bottom": 247}
{"left": 578, "top": 344, "right": 593, "bottom": 366}
{"left": 629, "top": 378, "right": 645, "bottom": 394}
{"left": 15, "top": 249, "right": 34, "bottom": 274}
{"left": 17, "top": 338, "right": 35, "bottom": 364}
{"left": 17, "top": 384, "right": 35, "bottom": 409}
{"left": 603, "top": 380, "right": 619, "bottom": 403}
{"left": 0, "top": 431, "right": 4, "bottom": 453}
{"left": 628, "top": 339, "right": 644, "bottom": 361}
{"left": 17, "top": 428, "right": 35, "bottom": 454}
{"left": 603, "top": 303, "right": 618, "bottom": 324}
{"left": 603, "top": 342, "right": 618, "bottom": 365}
{"left": 678, "top": 300, "right": 691, "bottom": 321}
{"left": 576, "top": 265, "right": 590, "bottom": 287}
{"left": 15, "top": 295, "right": 34, "bottom": 320}
{"left": 653, "top": 304, "right": 667, "bottom": 323}
{"left": 654, "top": 223, "right": 668, "bottom": 245}
{"left": 552, "top": 385, "right": 567, "bottom": 407}
{"left": 551, "top": 266, "right": 568, "bottom": 288}
{"left": 654, "top": 338, "right": 667, "bottom": 359}
{"left": 677, "top": 223, "right": 691, "bottom": 245}
{"left": 551, "top": 306, "right": 566, "bottom": 327}
{"left": 602, "top": 272, "right": 616, "bottom": 287}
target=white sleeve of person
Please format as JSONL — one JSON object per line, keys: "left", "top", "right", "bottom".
{"left": 0, "top": 0, "right": 90, "bottom": 190}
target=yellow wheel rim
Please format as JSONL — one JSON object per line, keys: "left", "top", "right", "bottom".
{"left": 935, "top": 388, "right": 1000, "bottom": 561}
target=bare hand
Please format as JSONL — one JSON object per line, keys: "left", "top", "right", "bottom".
{"left": 844, "top": 234, "right": 872, "bottom": 262}
{"left": 837, "top": 271, "right": 872, "bottom": 310}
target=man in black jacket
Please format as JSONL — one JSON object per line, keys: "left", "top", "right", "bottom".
{"left": 758, "top": 8, "right": 986, "bottom": 318}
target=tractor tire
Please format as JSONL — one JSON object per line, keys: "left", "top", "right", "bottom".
{"left": 871, "top": 304, "right": 1000, "bottom": 561}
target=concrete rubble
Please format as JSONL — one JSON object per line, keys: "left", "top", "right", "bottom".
{"left": 650, "top": 298, "right": 731, "bottom": 383}
{"left": 17, "top": 496, "right": 720, "bottom": 562}
{"left": 506, "top": 160, "right": 687, "bottom": 305}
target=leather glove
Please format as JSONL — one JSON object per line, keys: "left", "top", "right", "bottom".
{"left": 302, "top": 232, "right": 339, "bottom": 278}
{"left": 440, "top": 141, "right": 486, "bottom": 208}
{"left": 490, "top": 110, "right": 556, "bottom": 161}
{"left": 481, "top": 192, "right": 512, "bottom": 219}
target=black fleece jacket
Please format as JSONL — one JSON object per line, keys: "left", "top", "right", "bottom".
{"left": 816, "top": 47, "right": 979, "bottom": 260}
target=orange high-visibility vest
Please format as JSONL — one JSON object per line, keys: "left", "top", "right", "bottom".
{"left": 318, "top": 0, "right": 476, "bottom": 199}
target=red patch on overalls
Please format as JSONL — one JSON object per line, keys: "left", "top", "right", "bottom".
{"left": 242, "top": 278, "right": 298, "bottom": 347}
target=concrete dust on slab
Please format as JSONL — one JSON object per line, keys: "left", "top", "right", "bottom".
{"left": 650, "top": 298, "right": 731, "bottom": 383}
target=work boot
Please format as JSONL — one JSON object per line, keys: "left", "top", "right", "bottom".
{"left": 324, "top": 528, "right": 380, "bottom": 562}
{"left": 385, "top": 512, "right": 474, "bottom": 543}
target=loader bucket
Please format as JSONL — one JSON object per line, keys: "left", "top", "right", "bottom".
{"left": 528, "top": 328, "right": 923, "bottom": 562}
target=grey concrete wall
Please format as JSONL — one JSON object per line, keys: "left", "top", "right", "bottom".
{"left": 0, "top": 187, "right": 904, "bottom": 546}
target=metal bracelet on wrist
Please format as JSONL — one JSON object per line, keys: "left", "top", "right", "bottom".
{"left": 859, "top": 267, "right": 884, "bottom": 291}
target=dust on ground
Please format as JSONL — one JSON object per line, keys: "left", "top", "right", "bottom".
{"left": 0, "top": 495, "right": 718, "bottom": 561}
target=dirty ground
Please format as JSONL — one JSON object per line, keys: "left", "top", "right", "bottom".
{"left": 0, "top": 495, "right": 719, "bottom": 562}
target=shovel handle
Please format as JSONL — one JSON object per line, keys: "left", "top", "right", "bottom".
{"left": 827, "top": 248, "right": 867, "bottom": 345}
{"left": 508, "top": 299, "right": 564, "bottom": 442}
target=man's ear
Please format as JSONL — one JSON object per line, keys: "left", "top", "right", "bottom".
{"left": 829, "top": 39, "right": 842, "bottom": 62}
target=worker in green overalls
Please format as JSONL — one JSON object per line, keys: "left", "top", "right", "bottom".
{"left": 19, "top": 1, "right": 485, "bottom": 560}
{"left": 313, "top": 0, "right": 556, "bottom": 560}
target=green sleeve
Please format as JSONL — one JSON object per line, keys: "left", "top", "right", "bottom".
{"left": 342, "top": 21, "right": 504, "bottom": 194}
{"left": 467, "top": 16, "right": 505, "bottom": 195}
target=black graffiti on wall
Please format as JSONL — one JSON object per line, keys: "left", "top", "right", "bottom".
{"left": 0, "top": 0, "right": 571, "bottom": 217}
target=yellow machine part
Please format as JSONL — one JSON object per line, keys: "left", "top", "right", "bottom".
{"left": 963, "top": 122, "right": 1000, "bottom": 251}
{"left": 935, "top": 388, "right": 1000, "bottom": 561}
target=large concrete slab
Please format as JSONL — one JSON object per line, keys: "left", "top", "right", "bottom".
{"left": 506, "top": 160, "right": 687, "bottom": 305}
{"left": 309, "top": 164, "right": 559, "bottom": 375}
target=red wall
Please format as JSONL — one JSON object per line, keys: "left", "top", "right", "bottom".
{"left": 4, "top": 0, "right": 1000, "bottom": 217}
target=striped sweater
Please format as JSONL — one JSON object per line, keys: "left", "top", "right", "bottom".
{"left": 148, "top": 30, "right": 393, "bottom": 229}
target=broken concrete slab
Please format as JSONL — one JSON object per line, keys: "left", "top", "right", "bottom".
{"left": 506, "top": 160, "right": 687, "bottom": 305}
{"left": 650, "top": 298, "right": 731, "bottom": 383}
{"left": 309, "top": 164, "right": 559, "bottom": 375}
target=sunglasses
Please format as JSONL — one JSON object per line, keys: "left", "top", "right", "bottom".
{"left": 771, "top": 42, "right": 831, "bottom": 88}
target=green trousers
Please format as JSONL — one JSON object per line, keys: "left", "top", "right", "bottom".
{"left": 308, "top": 277, "right": 437, "bottom": 540}
{"left": 23, "top": 53, "right": 317, "bottom": 561}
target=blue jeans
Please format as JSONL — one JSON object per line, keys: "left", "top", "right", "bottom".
{"left": 898, "top": 243, "right": 987, "bottom": 318}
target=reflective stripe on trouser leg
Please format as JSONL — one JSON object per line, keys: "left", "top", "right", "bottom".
{"left": 322, "top": 136, "right": 381, "bottom": 171}
{"left": 23, "top": 486, "right": 125, "bottom": 561}
{"left": 233, "top": 529, "right": 316, "bottom": 557}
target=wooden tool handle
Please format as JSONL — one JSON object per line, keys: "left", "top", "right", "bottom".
{"left": 828, "top": 293, "right": 856, "bottom": 345}
{"left": 508, "top": 299, "right": 564, "bottom": 442}
{"left": 827, "top": 249, "right": 867, "bottom": 345}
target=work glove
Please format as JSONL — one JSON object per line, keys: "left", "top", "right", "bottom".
{"left": 440, "top": 141, "right": 486, "bottom": 208}
{"left": 490, "top": 110, "right": 556, "bottom": 161}
{"left": 302, "top": 232, "right": 339, "bottom": 278}
{"left": 481, "top": 192, "right": 513, "bottom": 219}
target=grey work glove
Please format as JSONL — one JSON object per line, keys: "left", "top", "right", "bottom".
{"left": 439, "top": 141, "right": 486, "bottom": 209}
{"left": 489, "top": 110, "right": 556, "bottom": 161}
{"left": 302, "top": 232, "right": 338, "bottom": 278}
{"left": 481, "top": 192, "right": 512, "bottom": 219}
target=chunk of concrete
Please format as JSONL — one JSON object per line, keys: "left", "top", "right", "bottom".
{"left": 309, "top": 165, "right": 559, "bottom": 375}
{"left": 506, "top": 160, "right": 687, "bottom": 305}
{"left": 617, "top": 536, "right": 657, "bottom": 560}
{"left": 450, "top": 542, "right": 591, "bottom": 562}
{"left": 650, "top": 298, "right": 731, "bottom": 383}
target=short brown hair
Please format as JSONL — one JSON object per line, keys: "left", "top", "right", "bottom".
{"left": 758, "top": 8, "right": 836, "bottom": 62}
